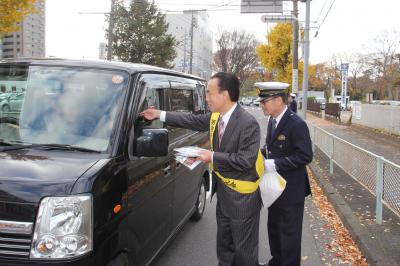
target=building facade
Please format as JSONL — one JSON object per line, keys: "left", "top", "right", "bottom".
{"left": 99, "top": 42, "right": 107, "bottom": 60}
{"left": 1, "top": 0, "right": 46, "bottom": 59}
{"left": 165, "top": 10, "right": 213, "bottom": 79}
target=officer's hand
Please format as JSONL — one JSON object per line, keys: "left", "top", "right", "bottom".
{"left": 264, "top": 159, "right": 276, "bottom": 173}
{"left": 140, "top": 108, "right": 161, "bottom": 121}
{"left": 196, "top": 150, "right": 212, "bottom": 163}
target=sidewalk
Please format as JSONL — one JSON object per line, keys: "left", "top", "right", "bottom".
{"left": 307, "top": 113, "right": 400, "bottom": 266}
{"left": 155, "top": 108, "right": 372, "bottom": 266}
{"left": 307, "top": 113, "right": 400, "bottom": 164}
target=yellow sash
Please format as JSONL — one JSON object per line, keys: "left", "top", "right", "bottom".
{"left": 209, "top": 112, "right": 264, "bottom": 194}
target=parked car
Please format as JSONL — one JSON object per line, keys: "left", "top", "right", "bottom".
{"left": 315, "top": 97, "right": 326, "bottom": 110}
{"left": 242, "top": 97, "right": 254, "bottom": 106}
{"left": 339, "top": 102, "right": 351, "bottom": 111}
{"left": 0, "top": 92, "right": 13, "bottom": 112}
{"left": 252, "top": 98, "right": 261, "bottom": 107}
{"left": 0, "top": 59, "right": 210, "bottom": 266}
{"left": 0, "top": 92, "right": 24, "bottom": 112}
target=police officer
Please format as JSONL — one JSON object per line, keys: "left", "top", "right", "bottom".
{"left": 288, "top": 93, "right": 297, "bottom": 113}
{"left": 255, "top": 82, "right": 313, "bottom": 266}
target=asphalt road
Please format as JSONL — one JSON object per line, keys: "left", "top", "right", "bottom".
{"left": 153, "top": 107, "right": 325, "bottom": 266}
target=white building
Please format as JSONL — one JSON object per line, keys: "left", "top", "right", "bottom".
{"left": 0, "top": 0, "right": 45, "bottom": 59}
{"left": 99, "top": 42, "right": 107, "bottom": 60}
{"left": 165, "top": 10, "right": 213, "bottom": 79}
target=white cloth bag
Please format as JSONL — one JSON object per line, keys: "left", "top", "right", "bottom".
{"left": 260, "top": 159, "right": 287, "bottom": 207}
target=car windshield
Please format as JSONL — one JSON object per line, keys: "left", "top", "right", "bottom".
{"left": 0, "top": 64, "right": 128, "bottom": 152}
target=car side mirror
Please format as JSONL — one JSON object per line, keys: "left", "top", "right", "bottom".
{"left": 134, "top": 128, "right": 169, "bottom": 157}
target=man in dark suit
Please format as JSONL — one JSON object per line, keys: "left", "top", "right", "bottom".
{"left": 256, "top": 82, "right": 313, "bottom": 266}
{"left": 141, "top": 72, "right": 263, "bottom": 266}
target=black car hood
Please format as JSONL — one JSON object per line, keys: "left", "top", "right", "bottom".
{"left": 0, "top": 150, "right": 101, "bottom": 204}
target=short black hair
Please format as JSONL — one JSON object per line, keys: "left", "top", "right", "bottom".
{"left": 281, "top": 94, "right": 288, "bottom": 104}
{"left": 210, "top": 72, "right": 240, "bottom": 102}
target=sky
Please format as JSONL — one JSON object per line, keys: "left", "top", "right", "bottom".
{"left": 46, "top": 0, "right": 400, "bottom": 64}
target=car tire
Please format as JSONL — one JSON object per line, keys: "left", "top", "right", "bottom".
{"left": 107, "top": 252, "right": 129, "bottom": 266}
{"left": 1, "top": 105, "right": 10, "bottom": 112}
{"left": 190, "top": 177, "right": 206, "bottom": 221}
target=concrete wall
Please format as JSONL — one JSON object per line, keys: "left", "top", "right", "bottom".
{"left": 352, "top": 103, "right": 400, "bottom": 135}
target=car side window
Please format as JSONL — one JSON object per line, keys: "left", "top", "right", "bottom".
{"left": 137, "top": 79, "right": 166, "bottom": 129}
{"left": 194, "top": 83, "right": 206, "bottom": 114}
{"left": 169, "top": 88, "right": 193, "bottom": 113}
{"left": 164, "top": 76, "right": 202, "bottom": 142}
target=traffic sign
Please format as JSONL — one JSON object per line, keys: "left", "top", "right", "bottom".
{"left": 261, "top": 14, "right": 296, "bottom": 23}
{"left": 241, "top": 0, "right": 283, "bottom": 14}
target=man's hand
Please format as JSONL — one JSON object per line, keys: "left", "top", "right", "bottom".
{"left": 196, "top": 149, "right": 212, "bottom": 163}
{"left": 140, "top": 108, "right": 161, "bottom": 121}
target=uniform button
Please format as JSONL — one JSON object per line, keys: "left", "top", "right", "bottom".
{"left": 268, "top": 151, "right": 271, "bottom": 154}
{"left": 279, "top": 145, "right": 283, "bottom": 148}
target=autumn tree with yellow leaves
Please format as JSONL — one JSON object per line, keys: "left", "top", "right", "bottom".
{"left": 0, "top": 0, "right": 38, "bottom": 37}
{"left": 256, "top": 23, "right": 317, "bottom": 92}
{"left": 256, "top": 23, "right": 296, "bottom": 85}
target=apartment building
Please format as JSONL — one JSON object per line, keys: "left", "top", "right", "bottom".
{"left": 165, "top": 10, "right": 213, "bottom": 79}
{"left": 1, "top": 0, "right": 46, "bottom": 59}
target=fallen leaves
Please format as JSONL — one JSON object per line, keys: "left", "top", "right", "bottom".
{"left": 307, "top": 167, "right": 369, "bottom": 266}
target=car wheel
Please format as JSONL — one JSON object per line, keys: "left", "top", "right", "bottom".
{"left": 1, "top": 105, "right": 10, "bottom": 112}
{"left": 190, "top": 177, "right": 206, "bottom": 221}
{"left": 107, "top": 252, "right": 129, "bottom": 266}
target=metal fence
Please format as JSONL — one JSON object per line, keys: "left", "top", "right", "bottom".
{"left": 308, "top": 123, "right": 400, "bottom": 224}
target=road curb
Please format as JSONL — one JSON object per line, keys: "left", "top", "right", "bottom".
{"left": 309, "top": 161, "right": 399, "bottom": 266}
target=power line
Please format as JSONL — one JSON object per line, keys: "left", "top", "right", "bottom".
{"left": 314, "top": 0, "right": 336, "bottom": 38}
{"left": 315, "top": 0, "right": 330, "bottom": 23}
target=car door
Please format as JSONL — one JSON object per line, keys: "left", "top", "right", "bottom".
{"left": 164, "top": 76, "right": 208, "bottom": 229}
{"left": 126, "top": 74, "right": 175, "bottom": 264}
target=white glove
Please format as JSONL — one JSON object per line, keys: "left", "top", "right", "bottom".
{"left": 264, "top": 159, "right": 276, "bottom": 173}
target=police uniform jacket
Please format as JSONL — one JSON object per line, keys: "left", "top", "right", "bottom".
{"left": 262, "top": 108, "right": 313, "bottom": 206}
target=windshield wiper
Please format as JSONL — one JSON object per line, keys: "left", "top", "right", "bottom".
{"left": 0, "top": 139, "right": 25, "bottom": 148}
{"left": 1, "top": 143, "right": 101, "bottom": 153}
{"left": 0, "top": 141, "right": 13, "bottom": 146}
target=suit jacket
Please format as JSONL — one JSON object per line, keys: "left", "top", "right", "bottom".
{"left": 165, "top": 105, "right": 262, "bottom": 219}
{"left": 261, "top": 109, "right": 313, "bottom": 206}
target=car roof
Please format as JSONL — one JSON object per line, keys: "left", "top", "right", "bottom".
{"left": 0, "top": 58, "right": 206, "bottom": 82}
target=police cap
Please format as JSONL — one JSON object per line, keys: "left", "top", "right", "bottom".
{"left": 255, "top": 82, "right": 290, "bottom": 102}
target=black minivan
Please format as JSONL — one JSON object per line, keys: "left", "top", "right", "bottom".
{"left": 0, "top": 59, "right": 210, "bottom": 265}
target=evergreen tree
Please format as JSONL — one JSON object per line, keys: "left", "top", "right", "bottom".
{"left": 107, "top": 0, "right": 177, "bottom": 68}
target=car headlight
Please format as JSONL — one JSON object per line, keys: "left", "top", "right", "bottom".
{"left": 30, "top": 195, "right": 92, "bottom": 259}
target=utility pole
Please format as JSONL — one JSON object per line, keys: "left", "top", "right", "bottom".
{"left": 107, "top": 0, "right": 116, "bottom": 60}
{"left": 301, "top": 0, "right": 311, "bottom": 119}
{"left": 292, "top": 0, "right": 299, "bottom": 94}
{"left": 183, "top": 30, "right": 187, "bottom": 73}
{"left": 189, "top": 10, "right": 195, "bottom": 74}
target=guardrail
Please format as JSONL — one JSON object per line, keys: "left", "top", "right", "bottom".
{"left": 308, "top": 123, "right": 400, "bottom": 224}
